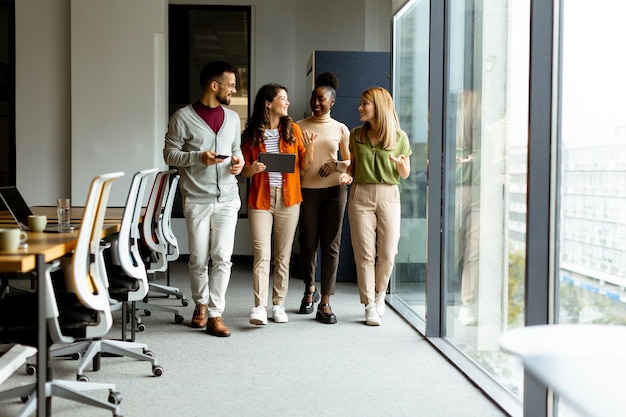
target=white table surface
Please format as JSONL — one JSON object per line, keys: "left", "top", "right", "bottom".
{"left": 499, "top": 324, "right": 626, "bottom": 417}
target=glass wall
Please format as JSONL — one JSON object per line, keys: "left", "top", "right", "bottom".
{"left": 558, "top": 1, "right": 626, "bottom": 327}
{"left": 557, "top": 2, "right": 626, "bottom": 415}
{"left": 442, "top": 0, "right": 529, "bottom": 402}
{"left": 390, "top": 0, "right": 430, "bottom": 321}
{"left": 392, "top": 0, "right": 626, "bottom": 414}
{"left": 392, "top": 0, "right": 530, "bottom": 413}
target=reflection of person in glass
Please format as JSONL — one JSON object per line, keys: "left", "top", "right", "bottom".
{"left": 455, "top": 89, "right": 481, "bottom": 326}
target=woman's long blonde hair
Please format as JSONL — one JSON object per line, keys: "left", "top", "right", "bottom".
{"left": 356, "top": 87, "right": 401, "bottom": 150}
{"left": 456, "top": 89, "right": 481, "bottom": 151}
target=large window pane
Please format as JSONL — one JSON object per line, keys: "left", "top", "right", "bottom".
{"left": 443, "top": 0, "right": 529, "bottom": 402}
{"left": 390, "top": 0, "right": 430, "bottom": 320}
{"left": 558, "top": 2, "right": 626, "bottom": 416}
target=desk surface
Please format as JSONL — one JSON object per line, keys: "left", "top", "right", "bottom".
{"left": 499, "top": 324, "right": 626, "bottom": 417}
{"left": 0, "top": 223, "right": 119, "bottom": 268}
{"left": 0, "top": 206, "right": 126, "bottom": 224}
{"left": 0, "top": 215, "right": 120, "bottom": 270}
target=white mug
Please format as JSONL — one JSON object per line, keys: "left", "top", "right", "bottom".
{"left": 0, "top": 228, "right": 28, "bottom": 251}
{"left": 28, "top": 215, "right": 48, "bottom": 233}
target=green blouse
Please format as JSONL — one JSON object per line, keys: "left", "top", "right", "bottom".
{"left": 349, "top": 126, "right": 412, "bottom": 185}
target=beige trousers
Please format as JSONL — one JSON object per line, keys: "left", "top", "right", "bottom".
{"left": 348, "top": 183, "right": 401, "bottom": 305}
{"left": 249, "top": 187, "right": 301, "bottom": 308}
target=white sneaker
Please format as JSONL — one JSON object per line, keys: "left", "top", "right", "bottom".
{"left": 457, "top": 303, "right": 477, "bottom": 326}
{"left": 375, "top": 292, "right": 386, "bottom": 317}
{"left": 249, "top": 306, "right": 268, "bottom": 325}
{"left": 272, "top": 305, "right": 289, "bottom": 323}
{"left": 365, "top": 303, "right": 381, "bottom": 326}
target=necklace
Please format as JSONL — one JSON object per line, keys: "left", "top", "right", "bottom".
{"left": 369, "top": 137, "right": 380, "bottom": 153}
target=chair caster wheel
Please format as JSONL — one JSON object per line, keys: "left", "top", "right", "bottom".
{"left": 108, "top": 390, "right": 123, "bottom": 404}
{"left": 71, "top": 352, "right": 82, "bottom": 360}
{"left": 181, "top": 298, "right": 189, "bottom": 307}
{"left": 77, "top": 374, "right": 89, "bottom": 382}
{"left": 144, "top": 309, "right": 152, "bottom": 316}
{"left": 143, "top": 349, "right": 154, "bottom": 357}
{"left": 137, "top": 323, "right": 146, "bottom": 332}
{"left": 153, "top": 365, "right": 164, "bottom": 377}
{"left": 20, "top": 395, "right": 30, "bottom": 403}
{"left": 25, "top": 364, "right": 37, "bottom": 376}
{"left": 175, "top": 314, "right": 184, "bottom": 324}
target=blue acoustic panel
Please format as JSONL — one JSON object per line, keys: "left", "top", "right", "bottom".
{"left": 313, "top": 51, "right": 391, "bottom": 131}
{"left": 314, "top": 51, "right": 391, "bottom": 96}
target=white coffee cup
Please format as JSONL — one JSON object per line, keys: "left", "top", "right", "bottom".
{"left": 28, "top": 215, "right": 48, "bottom": 233}
{"left": 0, "top": 228, "right": 28, "bottom": 251}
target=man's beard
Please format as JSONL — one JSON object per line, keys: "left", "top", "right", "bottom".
{"left": 217, "top": 93, "right": 231, "bottom": 105}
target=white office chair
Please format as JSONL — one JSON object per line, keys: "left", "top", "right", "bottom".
{"left": 136, "top": 169, "right": 186, "bottom": 324}
{"left": 106, "top": 168, "right": 158, "bottom": 339}
{"left": 47, "top": 168, "right": 164, "bottom": 379}
{"left": 0, "top": 172, "right": 125, "bottom": 417}
{"left": 161, "top": 174, "right": 181, "bottom": 264}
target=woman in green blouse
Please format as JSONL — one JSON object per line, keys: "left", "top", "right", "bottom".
{"left": 347, "top": 87, "right": 411, "bottom": 326}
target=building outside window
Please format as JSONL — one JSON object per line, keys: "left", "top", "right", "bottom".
{"left": 556, "top": 2, "right": 626, "bottom": 415}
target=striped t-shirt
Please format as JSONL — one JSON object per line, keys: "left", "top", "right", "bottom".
{"left": 264, "top": 129, "right": 282, "bottom": 187}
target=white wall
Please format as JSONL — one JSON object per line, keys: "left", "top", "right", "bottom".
{"left": 15, "top": 0, "right": 392, "bottom": 254}
{"left": 15, "top": 0, "right": 70, "bottom": 206}
{"left": 71, "top": 0, "right": 168, "bottom": 206}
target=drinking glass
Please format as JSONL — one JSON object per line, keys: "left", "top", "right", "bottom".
{"left": 57, "top": 198, "right": 71, "bottom": 232}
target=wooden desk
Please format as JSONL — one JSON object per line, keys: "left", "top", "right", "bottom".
{"left": 0, "top": 255, "right": 36, "bottom": 273}
{"left": 0, "top": 223, "right": 120, "bottom": 417}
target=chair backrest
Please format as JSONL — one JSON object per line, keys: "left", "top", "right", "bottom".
{"left": 110, "top": 168, "right": 158, "bottom": 278}
{"left": 47, "top": 172, "right": 124, "bottom": 342}
{"left": 161, "top": 173, "right": 180, "bottom": 262}
{"left": 142, "top": 169, "right": 177, "bottom": 272}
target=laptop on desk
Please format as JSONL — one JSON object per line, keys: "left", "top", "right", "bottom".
{"left": 0, "top": 186, "right": 80, "bottom": 233}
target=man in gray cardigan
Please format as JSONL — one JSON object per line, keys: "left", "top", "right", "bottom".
{"left": 164, "top": 61, "right": 244, "bottom": 337}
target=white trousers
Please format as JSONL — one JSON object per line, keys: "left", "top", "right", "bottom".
{"left": 184, "top": 198, "right": 241, "bottom": 317}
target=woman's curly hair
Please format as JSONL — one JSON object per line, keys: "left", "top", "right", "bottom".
{"left": 315, "top": 72, "right": 339, "bottom": 94}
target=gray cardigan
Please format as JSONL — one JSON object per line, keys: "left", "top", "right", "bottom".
{"left": 163, "top": 104, "right": 243, "bottom": 204}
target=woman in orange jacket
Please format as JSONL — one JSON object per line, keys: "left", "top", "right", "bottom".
{"left": 241, "top": 83, "right": 314, "bottom": 325}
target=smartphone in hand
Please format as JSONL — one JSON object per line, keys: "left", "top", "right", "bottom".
{"left": 215, "top": 155, "right": 230, "bottom": 159}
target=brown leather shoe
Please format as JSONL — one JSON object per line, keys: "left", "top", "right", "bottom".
{"left": 191, "top": 304, "right": 208, "bottom": 328}
{"left": 206, "top": 316, "right": 231, "bottom": 337}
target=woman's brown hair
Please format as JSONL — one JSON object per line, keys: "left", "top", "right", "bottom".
{"left": 242, "top": 83, "right": 295, "bottom": 147}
